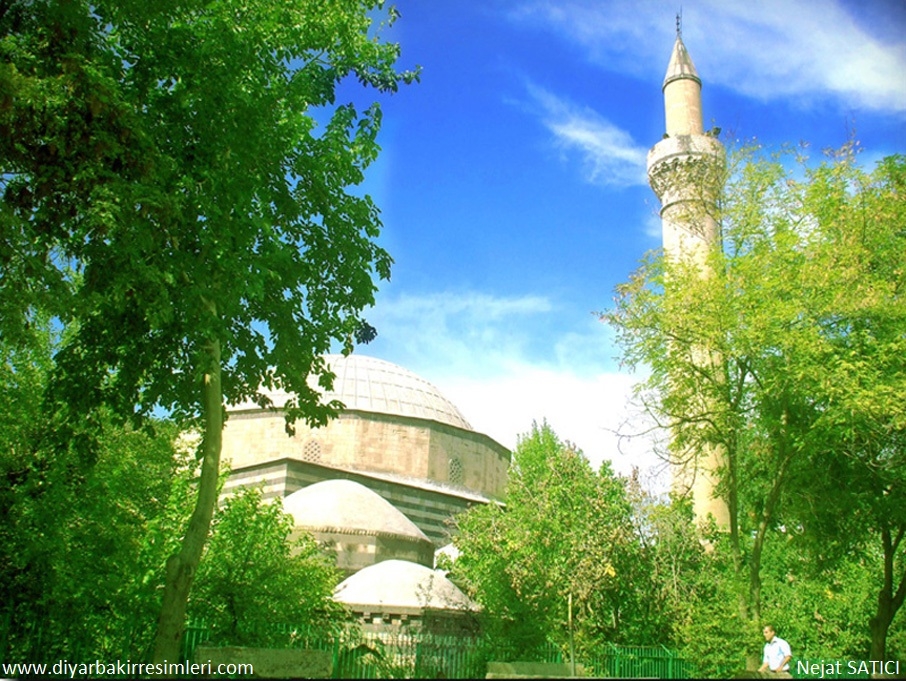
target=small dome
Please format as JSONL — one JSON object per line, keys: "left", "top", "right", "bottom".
{"left": 283, "top": 480, "right": 429, "bottom": 543}
{"left": 234, "top": 355, "right": 472, "bottom": 431}
{"left": 334, "top": 559, "right": 477, "bottom": 611}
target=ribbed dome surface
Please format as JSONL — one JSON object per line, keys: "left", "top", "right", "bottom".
{"left": 283, "top": 480, "right": 429, "bottom": 543}
{"left": 321, "top": 355, "right": 471, "bottom": 430}
{"left": 235, "top": 354, "right": 472, "bottom": 431}
{"left": 333, "top": 559, "right": 477, "bottom": 611}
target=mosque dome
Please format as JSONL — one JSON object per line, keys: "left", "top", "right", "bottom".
{"left": 283, "top": 480, "right": 434, "bottom": 573}
{"left": 283, "top": 480, "right": 429, "bottom": 543}
{"left": 321, "top": 354, "right": 472, "bottom": 430}
{"left": 243, "top": 354, "right": 472, "bottom": 431}
{"left": 334, "top": 559, "right": 477, "bottom": 612}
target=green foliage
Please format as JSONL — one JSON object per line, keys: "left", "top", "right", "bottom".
{"left": 452, "top": 423, "right": 665, "bottom": 660}
{"left": 0, "top": 411, "right": 191, "bottom": 662}
{"left": 1, "top": 0, "right": 417, "bottom": 426}
{"left": 646, "top": 515, "right": 884, "bottom": 677}
{"left": 189, "top": 487, "right": 346, "bottom": 646}
{"left": 1, "top": 0, "right": 417, "bottom": 659}
{"left": 605, "top": 143, "right": 906, "bottom": 662}
{"left": 668, "top": 540, "right": 752, "bottom": 678}
{"left": 0, "top": 324, "right": 350, "bottom": 661}
{"left": 758, "top": 535, "right": 875, "bottom": 661}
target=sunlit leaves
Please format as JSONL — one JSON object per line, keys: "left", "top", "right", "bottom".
{"left": 604, "top": 144, "right": 906, "bottom": 658}
{"left": 189, "top": 487, "right": 346, "bottom": 645}
{"left": 453, "top": 423, "right": 661, "bottom": 658}
{"left": 1, "top": 0, "right": 414, "bottom": 429}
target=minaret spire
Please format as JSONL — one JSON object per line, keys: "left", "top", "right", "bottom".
{"left": 662, "top": 17, "right": 702, "bottom": 135}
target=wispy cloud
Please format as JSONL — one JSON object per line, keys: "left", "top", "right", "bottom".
{"left": 510, "top": 0, "right": 906, "bottom": 114}
{"left": 643, "top": 210, "right": 663, "bottom": 241}
{"left": 366, "top": 289, "right": 664, "bottom": 484}
{"left": 440, "top": 366, "right": 664, "bottom": 485}
{"left": 524, "top": 83, "right": 648, "bottom": 187}
{"left": 368, "top": 290, "right": 554, "bottom": 378}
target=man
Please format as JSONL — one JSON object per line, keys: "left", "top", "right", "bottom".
{"left": 758, "top": 624, "right": 792, "bottom": 677}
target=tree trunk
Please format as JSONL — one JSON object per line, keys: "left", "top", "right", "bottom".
{"left": 869, "top": 525, "right": 906, "bottom": 661}
{"left": 748, "top": 436, "right": 794, "bottom": 626}
{"left": 726, "top": 439, "right": 748, "bottom": 621}
{"left": 152, "top": 336, "right": 223, "bottom": 663}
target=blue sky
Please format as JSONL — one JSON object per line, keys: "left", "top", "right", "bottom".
{"left": 335, "top": 0, "right": 906, "bottom": 482}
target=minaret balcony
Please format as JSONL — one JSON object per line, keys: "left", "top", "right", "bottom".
{"left": 647, "top": 134, "right": 725, "bottom": 203}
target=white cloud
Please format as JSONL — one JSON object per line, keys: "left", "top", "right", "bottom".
{"left": 510, "top": 0, "right": 906, "bottom": 113}
{"left": 368, "top": 290, "right": 555, "bottom": 377}
{"left": 643, "top": 210, "right": 663, "bottom": 241}
{"left": 366, "top": 289, "right": 668, "bottom": 488}
{"left": 441, "top": 366, "right": 667, "bottom": 488}
{"left": 525, "top": 83, "right": 649, "bottom": 187}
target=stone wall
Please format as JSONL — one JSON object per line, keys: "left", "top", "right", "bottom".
{"left": 221, "top": 409, "right": 509, "bottom": 499}
{"left": 223, "top": 458, "right": 497, "bottom": 546}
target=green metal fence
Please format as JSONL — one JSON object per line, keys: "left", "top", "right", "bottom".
{"left": 182, "top": 622, "right": 488, "bottom": 679}
{"left": 2, "top": 614, "right": 688, "bottom": 679}
{"left": 586, "top": 643, "right": 689, "bottom": 679}
{"left": 181, "top": 620, "right": 690, "bottom": 679}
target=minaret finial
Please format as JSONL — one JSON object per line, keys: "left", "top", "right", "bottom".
{"left": 676, "top": 9, "right": 683, "bottom": 39}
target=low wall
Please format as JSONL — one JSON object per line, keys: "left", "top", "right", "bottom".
{"left": 193, "top": 646, "right": 331, "bottom": 679}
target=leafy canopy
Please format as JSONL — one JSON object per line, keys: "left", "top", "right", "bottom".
{"left": 453, "top": 423, "right": 664, "bottom": 659}
{"left": 0, "top": 0, "right": 418, "bottom": 429}
{"left": 604, "top": 143, "right": 906, "bottom": 659}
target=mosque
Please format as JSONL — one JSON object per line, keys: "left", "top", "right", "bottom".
{"left": 219, "top": 22, "right": 725, "bottom": 632}
{"left": 220, "top": 353, "right": 508, "bottom": 630}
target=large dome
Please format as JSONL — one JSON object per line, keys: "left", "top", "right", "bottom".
{"left": 321, "top": 355, "right": 471, "bottom": 430}
{"left": 246, "top": 354, "right": 472, "bottom": 431}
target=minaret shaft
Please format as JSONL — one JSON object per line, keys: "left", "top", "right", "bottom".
{"left": 665, "top": 82, "right": 703, "bottom": 136}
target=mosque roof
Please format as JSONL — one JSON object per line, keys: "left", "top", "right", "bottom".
{"left": 232, "top": 354, "right": 473, "bottom": 431}
{"left": 333, "top": 559, "right": 478, "bottom": 612}
{"left": 663, "top": 35, "right": 701, "bottom": 89}
{"left": 282, "top": 480, "right": 431, "bottom": 544}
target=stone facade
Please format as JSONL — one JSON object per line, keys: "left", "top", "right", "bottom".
{"left": 222, "top": 457, "right": 494, "bottom": 546}
{"left": 219, "top": 354, "right": 506, "bottom": 629}
{"left": 222, "top": 409, "right": 509, "bottom": 501}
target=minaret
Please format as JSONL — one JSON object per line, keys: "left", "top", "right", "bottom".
{"left": 647, "top": 19, "right": 729, "bottom": 527}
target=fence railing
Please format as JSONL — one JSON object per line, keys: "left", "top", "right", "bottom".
{"left": 1, "top": 612, "right": 688, "bottom": 679}
{"left": 182, "top": 620, "right": 690, "bottom": 679}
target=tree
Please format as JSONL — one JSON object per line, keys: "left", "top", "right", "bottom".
{"left": 604, "top": 145, "right": 906, "bottom": 658}
{"left": 0, "top": 315, "right": 179, "bottom": 662}
{"left": 451, "top": 423, "right": 663, "bottom": 660}
{"left": 189, "top": 487, "right": 346, "bottom": 646}
{"left": 1, "top": 0, "right": 417, "bottom": 660}
{"left": 0, "top": 411, "right": 192, "bottom": 662}
{"left": 777, "top": 152, "right": 906, "bottom": 660}
{"left": 623, "top": 472, "right": 892, "bottom": 677}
